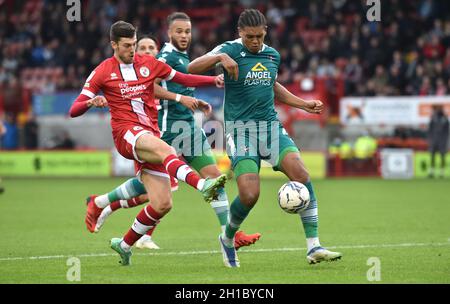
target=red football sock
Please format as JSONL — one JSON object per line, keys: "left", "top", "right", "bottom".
{"left": 146, "top": 226, "right": 156, "bottom": 236}
{"left": 123, "top": 204, "right": 162, "bottom": 246}
{"left": 127, "top": 196, "right": 148, "bottom": 208}
{"left": 112, "top": 196, "right": 148, "bottom": 210}
{"left": 163, "top": 154, "right": 202, "bottom": 190}
{"left": 110, "top": 201, "right": 121, "bottom": 211}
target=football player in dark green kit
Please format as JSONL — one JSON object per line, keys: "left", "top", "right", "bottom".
{"left": 156, "top": 12, "right": 261, "bottom": 249}
{"left": 189, "top": 9, "right": 342, "bottom": 267}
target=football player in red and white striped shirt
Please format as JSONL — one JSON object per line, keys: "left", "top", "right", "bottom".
{"left": 87, "top": 35, "right": 260, "bottom": 252}
{"left": 70, "top": 21, "right": 226, "bottom": 265}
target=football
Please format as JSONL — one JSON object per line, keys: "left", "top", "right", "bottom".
{"left": 278, "top": 181, "right": 310, "bottom": 214}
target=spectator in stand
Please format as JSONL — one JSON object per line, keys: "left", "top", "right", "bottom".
{"left": 423, "top": 34, "right": 445, "bottom": 60}
{"left": 419, "top": 0, "right": 437, "bottom": 23}
{"left": 1, "top": 0, "right": 450, "bottom": 102}
{"left": 388, "top": 65, "right": 405, "bottom": 96}
{"left": 371, "top": 65, "right": 389, "bottom": 95}
{"left": 435, "top": 78, "right": 448, "bottom": 95}
{"left": 344, "top": 55, "right": 362, "bottom": 95}
{"left": 2, "top": 76, "right": 23, "bottom": 115}
{"left": 420, "top": 77, "right": 434, "bottom": 96}
{"left": 442, "top": 20, "right": 450, "bottom": 47}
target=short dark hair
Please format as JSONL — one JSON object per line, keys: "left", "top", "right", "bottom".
{"left": 110, "top": 21, "right": 136, "bottom": 43}
{"left": 238, "top": 9, "right": 267, "bottom": 28}
{"left": 138, "top": 34, "right": 159, "bottom": 46}
{"left": 167, "top": 12, "right": 190, "bottom": 26}
{"left": 136, "top": 35, "right": 159, "bottom": 50}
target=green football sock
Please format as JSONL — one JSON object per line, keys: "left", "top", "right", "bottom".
{"left": 108, "top": 177, "right": 146, "bottom": 202}
{"left": 299, "top": 181, "right": 319, "bottom": 238}
{"left": 211, "top": 187, "right": 230, "bottom": 233}
{"left": 223, "top": 196, "right": 253, "bottom": 247}
{"left": 94, "top": 178, "right": 147, "bottom": 208}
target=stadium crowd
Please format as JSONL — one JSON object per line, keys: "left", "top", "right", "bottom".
{"left": 1, "top": 0, "right": 450, "bottom": 97}
{"left": 0, "top": 0, "right": 450, "bottom": 147}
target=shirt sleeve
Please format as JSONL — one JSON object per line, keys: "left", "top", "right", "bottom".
{"left": 153, "top": 57, "right": 176, "bottom": 81}
{"left": 156, "top": 51, "right": 173, "bottom": 65}
{"left": 275, "top": 50, "right": 281, "bottom": 75}
{"left": 170, "top": 71, "right": 216, "bottom": 87}
{"left": 80, "top": 66, "right": 103, "bottom": 98}
{"left": 69, "top": 94, "right": 91, "bottom": 117}
{"left": 69, "top": 64, "right": 104, "bottom": 117}
{"left": 206, "top": 42, "right": 236, "bottom": 58}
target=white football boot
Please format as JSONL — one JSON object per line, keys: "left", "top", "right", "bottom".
{"left": 307, "top": 247, "right": 342, "bottom": 264}
{"left": 135, "top": 235, "right": 160, "bottom": 250}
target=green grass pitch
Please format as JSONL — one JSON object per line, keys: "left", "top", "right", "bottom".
{"left": 0, "top": 177, "right": 448, "bottom": 284}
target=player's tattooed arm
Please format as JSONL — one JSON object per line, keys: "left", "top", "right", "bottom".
{"left": 273, "top": 82, "right": 324, "bottom": 114}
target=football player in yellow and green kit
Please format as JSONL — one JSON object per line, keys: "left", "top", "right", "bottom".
{"left": 189, "top": 9, "right": 342, "bottom": 267}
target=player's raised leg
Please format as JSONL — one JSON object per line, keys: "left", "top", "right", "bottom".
{"left": 110, "top": 171, "right": 171, "bottom": 265}
{"left": 85, "top": 177, "right": 148, "bottom": 233}
{"left": 279, "top": 151, "right": 342, "bottom": 264}
{"left": 95, "top": 194, "right": 149, "bottom": 232}
{"left": 96, "top": 177, "right": 146, "bottom": 208}
{"left": 135, "top": 133, "right": 226, "bottom": 203}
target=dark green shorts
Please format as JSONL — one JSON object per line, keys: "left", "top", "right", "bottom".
{"left": 225, "top": 120, "right": 299, "bottom": 174}
{"left": 161, "top": 121, "right": 216, "bottom": 172}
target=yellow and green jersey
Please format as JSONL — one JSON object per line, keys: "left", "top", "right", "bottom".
{"left": 207, "top": 38, "right": 281, "bottom": 122}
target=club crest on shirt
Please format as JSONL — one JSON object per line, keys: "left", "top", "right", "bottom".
{"left": 140, "top": 67, "right": 150, "bottom": 77}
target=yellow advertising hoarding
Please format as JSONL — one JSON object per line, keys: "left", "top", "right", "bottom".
{"left": 0, "top": 151, "right": 111, "bottom": 177}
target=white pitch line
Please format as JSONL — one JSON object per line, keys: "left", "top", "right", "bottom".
{"left": 0, "top": 241, "right": 448, "bottom": 262}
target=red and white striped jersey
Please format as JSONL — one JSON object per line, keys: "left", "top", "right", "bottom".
{"left": 80, "top": 54, "right": 175, "bottom": 131}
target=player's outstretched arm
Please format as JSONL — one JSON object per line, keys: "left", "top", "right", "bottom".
{"left": 189, "top": 53, "right": 238, "bottom": 81}
{"left": 274, "top": 82, "right": 324, "bottom": 114}
{"left": 69, "top": 95, "right": 108, "bottom": 117}
{"left": 169, "top": 70, "right": 219, "bottom": 88}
